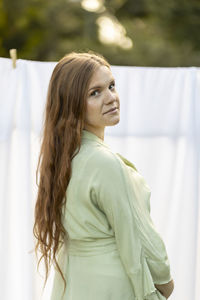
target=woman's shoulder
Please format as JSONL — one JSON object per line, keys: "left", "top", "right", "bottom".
{"left": 115, "top": 153, "right": 138, "bottom": 172}
{"left": 83, "top": 145, "right": 138, "bottom": 173}
{"left": 77, "top": 143, "right": 139, "bottom": 178}
{"left": 87, "top": 145, "right": 121, "bottom": 170}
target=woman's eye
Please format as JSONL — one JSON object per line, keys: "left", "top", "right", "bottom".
{"left": 91, "top": 90, "right": 99, "bottom": 96}
{"left": 109, "top": 82, "right": 115, "bottom": 89}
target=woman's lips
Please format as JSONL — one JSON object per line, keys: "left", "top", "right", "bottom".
{"left": 104, "top": 107, "right": 118, "bottom": 114}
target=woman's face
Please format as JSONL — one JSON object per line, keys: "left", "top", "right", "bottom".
{"left": 83, "top": 65, "right": 120, "bottom": 140}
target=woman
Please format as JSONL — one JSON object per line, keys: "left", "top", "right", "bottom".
{"left": 33, "top": 51, "right": 174, "bottom": 300}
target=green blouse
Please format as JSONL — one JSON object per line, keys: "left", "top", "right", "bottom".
{"left": 50, "top": 129, "right": 172, "bottom": 300}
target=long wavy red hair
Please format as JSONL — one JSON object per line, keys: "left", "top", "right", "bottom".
{"left": 33, "top": 51, "right": 110, "bottom": 298}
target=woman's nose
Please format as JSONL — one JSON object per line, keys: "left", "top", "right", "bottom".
{"left": 106, "top": 89, "right": 116, "bottom": 102}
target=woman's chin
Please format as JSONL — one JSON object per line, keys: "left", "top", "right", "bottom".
{"left": 105, "top": 117, "right": 120, "bottom": 126}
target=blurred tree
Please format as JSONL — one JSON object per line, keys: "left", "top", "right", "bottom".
{"left": 113, "top": 0, "right": 200, "bottom": 66}
{"left": 0, "top": 0, "right": 199, "bottom": 66}
{"left": 147, "top": 0, "right": 200, "bottom": 51}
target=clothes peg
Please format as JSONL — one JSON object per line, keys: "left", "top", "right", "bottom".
{"left": 9, "top": 49, "right": 17, "bottom": 69}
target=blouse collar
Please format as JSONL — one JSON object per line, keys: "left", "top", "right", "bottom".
{"left": 81, "top": 129, "right": 110, "bottom": 149}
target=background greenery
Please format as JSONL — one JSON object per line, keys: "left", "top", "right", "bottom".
{"left": 0, "top": 0, "right": 200, "bottom": 66}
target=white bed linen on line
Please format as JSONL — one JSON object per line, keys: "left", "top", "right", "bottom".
{"left": 0, "top": 57, "right": 199, "bottom": 300}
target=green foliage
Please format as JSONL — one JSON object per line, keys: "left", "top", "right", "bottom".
{"left": 0, "top": 0, "right": 200, "bottom": 66}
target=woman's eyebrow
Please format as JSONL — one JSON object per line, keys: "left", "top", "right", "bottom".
{"left": 88, "top": 78, "right": 115, "bottom": 91}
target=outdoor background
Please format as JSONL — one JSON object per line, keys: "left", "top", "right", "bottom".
{"left": 1, "top": 1, "right": 200, "bottom": 300}
{"left": 0, "top": 0, "right": 200, "bottom": 66}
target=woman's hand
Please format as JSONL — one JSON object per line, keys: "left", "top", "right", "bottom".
{"left": 155, "top": 279, "right": 174, "bottom": 299}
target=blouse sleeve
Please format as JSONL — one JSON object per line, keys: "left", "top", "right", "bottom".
{"left": 93, "top": 150, "right": 172, "bottom": 300}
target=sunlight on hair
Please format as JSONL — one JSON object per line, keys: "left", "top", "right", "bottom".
{"left": 96, "top": 15, "right": 133, "bottom": 49}
{"left": 81, "top": 0, "right": 105, "bottom": 12}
